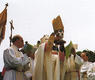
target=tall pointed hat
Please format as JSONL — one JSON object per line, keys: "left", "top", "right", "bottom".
{"left": 52, "top": 15, "right": 64, "bottom": 32}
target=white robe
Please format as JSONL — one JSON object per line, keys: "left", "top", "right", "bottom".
{"left": 3, "top": 45, "right": 30, "bottom": 80}
{"left": 80, "top": 61, "right": 92, "bottom": 80}
{"left": 75, "top": 54, "right": 84, "bottom": 65}
{"left": 60, "top": 57, "right": 67, "bottom": 80}
{"left": 87, "top": 63, "right": 95, "bottom": 80}
{"left": 25, "top": 59, "right": 34, "bottom": 79}
{"left": 33, "top": 43, "right": 60, "bottom": 80}
{"left": 64, "top": 54, "right": 83, "bottom": 80}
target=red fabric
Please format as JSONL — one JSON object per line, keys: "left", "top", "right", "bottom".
{"left": 59, "top": 51, "right": 65, "bottom": 62}
{"left": 44, "top": 42, "right": 65, "bottom": 62}
{"left": 44, "top": 42, "right": 48, "bottom": 52}
{"left": 52, "top": 51, "right": 58, "bottom": 55}
{"left": 1, "top": 67, "right": 6, "bottom": 76}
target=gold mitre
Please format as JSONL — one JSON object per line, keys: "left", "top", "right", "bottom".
{"left": 52, "top": 16, "right": 64, "bottom": 32}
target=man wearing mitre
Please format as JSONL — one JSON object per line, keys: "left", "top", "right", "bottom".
{"left": 33, "top": 16, "right": 65, "bottom": 80}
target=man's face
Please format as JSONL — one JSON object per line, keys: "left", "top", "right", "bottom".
{"left": 81, "top": 53, "right": 88, "bottom": 61}
{"left": 16, "top": 37, "right": 24, "bottom": 48}
{"left": 55, "top": 30, "right": 64, "bottom": 41}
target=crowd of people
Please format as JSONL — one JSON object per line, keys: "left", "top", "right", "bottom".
{"left": 1, "top": 3, "right": 95, "bottom": 80}
{"left": 2, "top": 34, "right": 95, "bottom": 80}
{"left": 2, "top": 16, "right": 95, "bottom": 80}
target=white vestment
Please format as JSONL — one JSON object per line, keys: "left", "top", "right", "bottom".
{"left": 3, "top": 45, "right": 30, "bottom": 80}
{"left": 64, "top": 54, "right": 83, "bottom": 80}
{"left": 87, "top": 63, "right": 95, "bottom": 80}
{"left": 33, "top": 43, "right": 60, "bottom": 80}
{"left": 80, "top": 61, "right": 91, "bottom": 80}
{"left": 60, "top": 57, "right": 67, "bottom": 80}
{"left": 25, "top": 58, "right": 34, "bottom": 79}
{"left": 75, "top": 54, "right": 84, "bottom": 65}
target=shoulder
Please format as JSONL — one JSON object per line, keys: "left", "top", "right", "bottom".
{"left": 4, "top": 47, "right": 11, "bottom": 53}
{"left": 37, "top": 43, "right": 45, "bottom": 51}
{"left": 3, "top": 47, "right": 15, "bottom": 56}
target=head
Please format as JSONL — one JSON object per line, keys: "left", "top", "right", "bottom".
{"left": 23, "top": 42, "right": 36, "bottom": 59}
{"left": 11, "top": 35, "right": 24, "bottom": 48}
{"left": 37, "top": 40, "right": 41, "bottom": 47}
{"left": 81, "top": 52, "right": 88, "bottom": 61}
{"left": 26, "top": 50, "right": 35, "bottom": 59}
{"left": 54, "top": 29, "right": 64, "bottom": 41}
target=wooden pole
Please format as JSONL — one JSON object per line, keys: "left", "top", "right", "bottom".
{"left": 9, "top": 20, "right": 14, "bottom": 46}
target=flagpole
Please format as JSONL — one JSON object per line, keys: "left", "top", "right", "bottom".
{"left": 9, "top": 20, "right": 14, "bottom": 46}
{"left": 5, "top": 3, "right": 8, "bottom": 9}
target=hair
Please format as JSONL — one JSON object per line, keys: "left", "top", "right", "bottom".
{"left": 37, "top": 41, "right": 40, "bottom": 44}
{"left": 11, "top": 35, "right": 22, "bottom": 43}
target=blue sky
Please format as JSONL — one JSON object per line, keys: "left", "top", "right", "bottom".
{"left": 0, "top": 0, "right": 95, "bottom": 71}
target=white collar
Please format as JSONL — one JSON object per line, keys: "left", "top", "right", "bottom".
{"left": 11, "top": 45, "right": 19, "bottom": 51}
